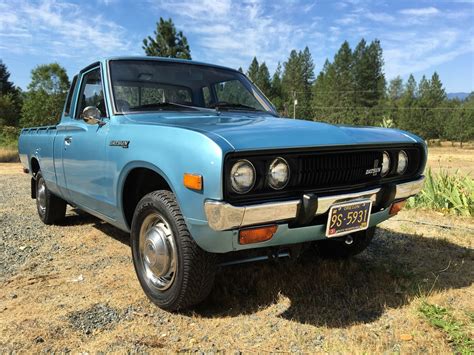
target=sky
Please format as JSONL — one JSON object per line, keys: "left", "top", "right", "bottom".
{"left": 1, "top": 0, "right": 473, "bottom": 93}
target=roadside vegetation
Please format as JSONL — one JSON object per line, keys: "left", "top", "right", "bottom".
{"left": 419, "top": 302, "right": 473, "bottom": 354}
{"left": 0, "top": 126, "right": 19, "bottom": 162}
{"left": 407, "top": 169, "right": 474, "bottom": 217}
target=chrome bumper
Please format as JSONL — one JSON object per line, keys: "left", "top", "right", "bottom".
{"left": 204, "top": 176, "right": 425, "bottom": 231}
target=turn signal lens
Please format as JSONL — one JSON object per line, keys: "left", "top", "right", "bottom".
{"left": 183, "top": 173, "right": 203, "bottom": 191}
{"left": 239, "top": 225, "right": 278, "bottom": 245}
{"left": 390, "top": 200, "right": 406, "bottom": 215}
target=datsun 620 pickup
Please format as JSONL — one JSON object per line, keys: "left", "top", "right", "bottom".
{"left": 18, "top": 57, "right": 426, "bottom": 310}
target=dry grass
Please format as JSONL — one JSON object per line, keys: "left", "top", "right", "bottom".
{"left": 427, "top": 145, "right": 474, "bottom": 177}
{"left": 0, "top": 148, "right": 19, "bottom": 163}
{"left": 0, "top": 166, "right": 473, "bottom": 353}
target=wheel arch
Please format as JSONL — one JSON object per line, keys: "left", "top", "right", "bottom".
{"left": 118, "top": 161, "right": 178, "bottom": 230}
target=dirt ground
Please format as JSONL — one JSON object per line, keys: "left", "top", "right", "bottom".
{"left": 0, "top": 160, "right": 473, "bottom": 353}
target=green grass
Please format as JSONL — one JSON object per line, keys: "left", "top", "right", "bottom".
{"left": 407, "top": 169, "right": 474, "bottom": 216}
{"left": 419, "top": 302, "right": 473, "bottom": 354}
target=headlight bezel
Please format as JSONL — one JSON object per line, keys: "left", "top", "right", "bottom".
{"left": 397, "top": 150, "right": 409, "bottom": 175}
{"left": 229, "top": 159, "right": 256, "bottom": 194}
{"left": 267, "top": 157, "right": 290, "bottom": 190}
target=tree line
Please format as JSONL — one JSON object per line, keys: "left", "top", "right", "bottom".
{"left": 1, "top": 17, "right": 473, "bottom": 146}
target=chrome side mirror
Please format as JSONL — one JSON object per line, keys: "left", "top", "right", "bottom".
{"left": 82, "top": 106, "right": 102, "bottom": 125}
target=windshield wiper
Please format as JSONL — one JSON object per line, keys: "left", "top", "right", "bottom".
{"left": 208, "top": 102, "right": 278, "bottom": 116}
{"left": 209, "top": 102, "right": 261, "bottom": 111}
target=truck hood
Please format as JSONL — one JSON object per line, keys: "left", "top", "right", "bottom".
{"left": 123, "top": 113, "right": 420, "bottom": 151}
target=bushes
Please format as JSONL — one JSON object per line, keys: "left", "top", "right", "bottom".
{"left": 0, "top": 126, "right": 20, "bottom": 148}
{"left": 0, "top": 126, "right": 19, "bottom": 162}
{"left": 407, "top": 169, "right": 474, "bottom": 216}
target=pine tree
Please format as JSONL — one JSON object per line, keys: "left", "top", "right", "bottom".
{"left": 270, "top": 62, "right": 283, "bottom": 112}
{"left": 399, "top": 74, "right": 418, "bottom": 133}
{"left": 143, "top": 18, "right": 191, "bottom": 59}
{"left": 256, "top": 62, "right": 271, "bottom": 96}
{"left": 332, "top": 41, "right": 355, "bottom": 124}
{"left": 299, "top": 46, "right": 315, "bottom": 119}
{"left": 386, "top": 76, "right": 404, "bottom": 126}
{"left": 247, "top": 57, "right": 259, "bottom": 83}
{"left": 0, "top": 60, "right": 22, "bottom": 126}
{"left": 352, "top": 39, "right": 386, "bottom": 125}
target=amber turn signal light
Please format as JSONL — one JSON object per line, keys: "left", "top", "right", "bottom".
{"left": 239, "top": 225, "right": 278, "bottom": 245}
{"left": 390, "top": 200, "right": 406, "bottom": 215}
{"left": 183, "top": 173, "right": 203, "bottom": 191}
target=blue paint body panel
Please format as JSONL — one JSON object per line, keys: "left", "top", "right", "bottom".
{"left": 18, "top": 56, "right": 427, "bottom": 253}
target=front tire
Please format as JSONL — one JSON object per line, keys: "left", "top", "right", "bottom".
{"left": 314, "top": 227, "right": 375, "bottom": 259}
{"left": 35, "top": 172, "right": 67, "bottom": 225}
{"left": 131, "top": 190, "right": 216, "bottom": 311}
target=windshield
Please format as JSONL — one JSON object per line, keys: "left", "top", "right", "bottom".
{"left": 109, "top": 60, "right": 277, "bottom": 115}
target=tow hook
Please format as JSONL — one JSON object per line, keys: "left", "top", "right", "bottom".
{"left": 345, "top": 235, "right": 354, "bottom": 245}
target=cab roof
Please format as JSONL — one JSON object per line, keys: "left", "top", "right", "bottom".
{"left": 80, "top": 56, "right": 241, "bottom": 75}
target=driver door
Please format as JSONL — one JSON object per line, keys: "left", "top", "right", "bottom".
{"left": 61, "top": 66, "right": 114, "bottom": 217}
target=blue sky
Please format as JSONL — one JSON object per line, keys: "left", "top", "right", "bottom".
{"left": 1, "top": 0, "right": 473, "bottom": 92}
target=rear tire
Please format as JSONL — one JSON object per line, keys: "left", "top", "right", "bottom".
{"left": 314, "top": 227, "right": 375, "bottom": 259}
{"left": 35, "top": 172, "right": 67, "bottom": 225}
{"left": 131, "top": 190, "right": 216, "bottom": 311}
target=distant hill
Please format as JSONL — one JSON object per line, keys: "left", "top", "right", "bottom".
{"left": 447, "top": 92, "right": 470, "bottom": 100}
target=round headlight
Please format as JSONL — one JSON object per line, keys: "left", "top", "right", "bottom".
{"left": 397, "top": 150, "right": 408, "bottom": 175}
{"left": 267, "top": 157, "right": 290, "bottom": 190}
{"left": 230, "top": 160, "right": 256, "bottom": 194}
{"left": 381, "top": 151, "right": 391, "bottom": 177}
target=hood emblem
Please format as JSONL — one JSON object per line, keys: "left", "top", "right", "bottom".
{"left": 365, "top": 159, "right": 381, "bottom": 176}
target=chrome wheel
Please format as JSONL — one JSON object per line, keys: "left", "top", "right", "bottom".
{"left": 139, "top": 212, "right": 177, "bottom": 291}
{"left": 37, "top": 178, "right": 47, "bottom": 214}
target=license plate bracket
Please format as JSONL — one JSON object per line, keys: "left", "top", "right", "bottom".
{"left": 325, "top": 200, "right": 372, "bottom": 238}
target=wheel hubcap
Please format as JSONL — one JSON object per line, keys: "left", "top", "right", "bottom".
{"left": 37, "top": 179, "right": 46, "bottom": 214}
{"left": 139, "top": 213, "right": 177, "bottom": 291}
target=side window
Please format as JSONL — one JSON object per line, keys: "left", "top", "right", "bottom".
{"left": 64, "top": 75, "right": 77, "bottom": 116}
{"left": 76, "top": 68, "right": 106, "bottom": 118}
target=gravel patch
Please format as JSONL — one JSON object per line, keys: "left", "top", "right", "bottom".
{"left": 67, "top": 303, "right": 122, "bottom": 336}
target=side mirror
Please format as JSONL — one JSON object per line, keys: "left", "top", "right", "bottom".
{"left": 82, "top": 106, "right": 103, "bottom": 125}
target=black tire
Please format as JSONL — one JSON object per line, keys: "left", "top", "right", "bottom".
{"left": 314, "top": 227, "right": 375, "bottom": 259}
{"left": 131, "top": 190, "right": 216, "bottom": 311}
{"left": 35, "top": 172, "right": 67, "bottom": 225}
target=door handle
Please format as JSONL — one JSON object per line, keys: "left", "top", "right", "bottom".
{"left": 64, "top": 136, "right": 72, "bottom": 146}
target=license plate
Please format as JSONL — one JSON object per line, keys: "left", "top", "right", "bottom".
{"left": 326, "top": 200, "right": 372, "bottom": 237}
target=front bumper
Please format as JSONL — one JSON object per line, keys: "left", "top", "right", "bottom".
{"left": 204, "top": 176, "right": 425, "bottom": 231}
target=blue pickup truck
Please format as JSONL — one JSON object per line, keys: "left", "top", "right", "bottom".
{"left": 18, "top": 57, "right": 426, "bottom": 310}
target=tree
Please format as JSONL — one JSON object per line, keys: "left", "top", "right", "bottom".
{"left": 398, "top": 74, "right": 418, "bottom": 133}
{"left": 20, "top": 63, "right": 70, "bottom": 127}
{"left": 330, "top": 41, "right": 356, "bottom": 124}
{"left": 352, "top": 39, "right": 386, "bottom": 125}
{"left": 0, "top": 60, "right": 16, "bottom": 96}
{"left": 0, "top": 60, "right": 22, "bottom": 126}
{"left": 443, "top": 95, "right": 474, "bottom": 147}
{"left": 143, "top": 18, "right": 191, "bottom": 59}
{"left": 0, "top": 94, "right": 18, "bottom": 126}
{"left": 270, "top": 62, "right": 283, "bottom": 112}
{"left": 27, "top": 63, "right": 69, "bottom": 94}
{"left": 385, "top": 76, "right": 404, "bottom": 126}
{"left": 281, "top": 47, "right": 314, "bottom": 119}
{"left": 256, "top": 62, "right": 271, "bottom": 96}
{"left": 247, "top": 57, "right": 259, "bottom": 83}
